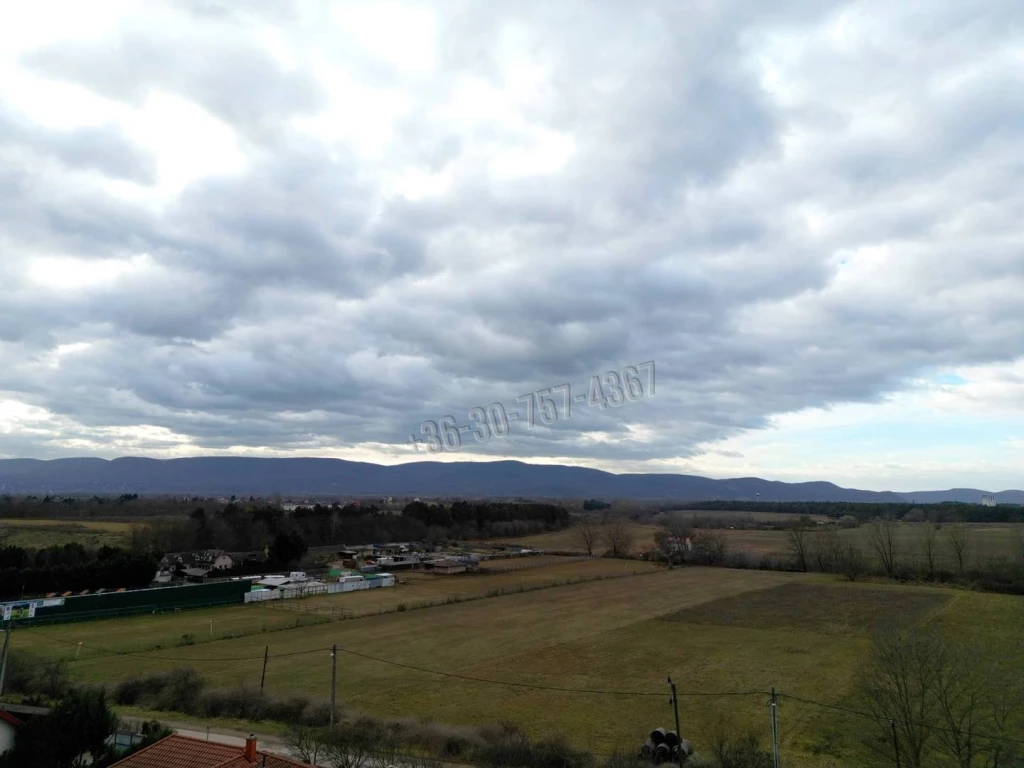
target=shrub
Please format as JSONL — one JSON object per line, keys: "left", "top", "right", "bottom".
{"left": 155, "top": 667, "right": 205, "bottom": 712}
{"left": 113, "top": 678, "right": 145, "bottom": 706}
{"left": 262, "top": 694, "right": 312, "bottom": 723}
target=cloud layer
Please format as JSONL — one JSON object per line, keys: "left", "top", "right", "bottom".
{"left": 1, "top": 0, "right": 1023, "bottom": 489}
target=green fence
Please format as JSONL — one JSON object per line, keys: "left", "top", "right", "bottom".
{"left": 3, "top": 580, "right": 250, "bottom": 626}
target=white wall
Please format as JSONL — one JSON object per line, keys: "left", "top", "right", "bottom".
{"left": 0, "top": 721, "right": 17, "bottom": 755}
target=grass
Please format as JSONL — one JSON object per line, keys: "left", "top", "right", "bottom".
{"left": 662, "top": 582, "right": 951, "bottom": 635}
{"left": 496, "top": 525, "right": 663, "bottom": 553}
{"left": 0, "top": 518, "right": 135, "bottom": 549}
{"left": 477, "top": 554, "right": 591, "bottom": 571}
{"left": 22, "top": 561, "right": 1024, "bottom": 766}
{"left": 289, "top": 559, "right": 661, "bottom": 616}
{"left": 502, "top": 520, "right": 1024, "bottom": 570}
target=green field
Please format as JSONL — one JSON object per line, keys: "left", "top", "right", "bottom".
{"left": 0, "top": 518, "right": 135, "bottom": 548}
{"left": 21, "top": 563, "right": 1024, "bottom": 767}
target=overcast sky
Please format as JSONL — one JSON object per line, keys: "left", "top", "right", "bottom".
{"left": 1, "top": 0, "right": 1022, "bottom": 492}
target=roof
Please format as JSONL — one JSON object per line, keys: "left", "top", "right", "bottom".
{"left": 0, "top": 710, "right": 24, "bottom": 728}
{"left": 110, "top": 733, "right": 311, "bottom": 768}
{"left": 255, "top": 576, "right": 291, "bottom": 587}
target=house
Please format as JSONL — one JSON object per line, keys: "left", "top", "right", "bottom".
{"left": 110, "top": 733, "right": 312, "bottom": 767}
{"left": 195, "top": 550, "right": 235, "bottom": 571}
{"left": 0, "top": 710, "right": 23, "bottom": 755}
{"left": 228, "top": 551, "right": 265, "bottom": 565}
{"left": 158, "top": 553, "right": 186, "bottom": 569}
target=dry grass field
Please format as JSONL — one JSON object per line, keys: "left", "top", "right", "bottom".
{"left": 0, "top": 518, "right": 135, "bottom": 548}
{"left": 502, "top": 520, "right": 1024, "bottom": 570}
{"left": 288, "top": 558, "right": 662, "bottom": 617}
{"left": 497, "top": 525, "right": 663, "bottom": 553}
{"left": 22, "top": 560, "right": 1024, "bottom": 767}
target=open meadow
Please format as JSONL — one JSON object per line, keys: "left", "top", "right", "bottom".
{"left": 501, "top": 520, "right": 1024, "bottom": 570}
{"left": 0, "top": 518, "right": 135, "bottom": 548}
{"left": 290, "top": 557, "right": 661, "bottom": 617}
{"left": 21, "top": 561, "right": 1024, "bottom": 767}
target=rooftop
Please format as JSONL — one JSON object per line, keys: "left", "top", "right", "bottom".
{"left": 110, "top": 733, "right": 311, "bottom": 768}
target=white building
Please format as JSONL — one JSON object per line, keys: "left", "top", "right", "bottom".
{"left": 0, "top": 711, "right": 22, "bottom": 755}
{"left": 981, "top": 494, "right": 997, "bottom": 507}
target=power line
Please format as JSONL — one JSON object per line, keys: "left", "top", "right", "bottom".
{"left": 330, "top": 643, "right": 763, "bottom": 698}
{"left": 26, "top": 626, "right": 763, "bottom": 697}
{"left": 30, "top": 626, "right": 1024, "bottom": 752}
{"left": 25, "top": 628, "right": 332, "bottom": 663}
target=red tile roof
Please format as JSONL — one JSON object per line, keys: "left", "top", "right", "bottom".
{"left": 0, "top": 710, "right": 24, "bottom": 728}
{"left": 109, "top": 733, "right": 312, "bottom": 768}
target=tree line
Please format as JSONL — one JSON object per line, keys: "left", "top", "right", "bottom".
{"left": 670, "top": 500, "right": 1023, "bottom": 524}
{"left": 128, "top": 499, "right": 572, "bottom": 558}
{"left": 636, "top": 512, "right": 1024, "bottom": 595}
{"left": 0, "top": 543, "right": 157, "bottom": 600}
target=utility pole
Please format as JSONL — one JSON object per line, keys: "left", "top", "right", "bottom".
{"left": 890, "top": 719, "right": 901, "bottom": 768}
{"left": 769, "top": 687, "right": 780, "bottom": 768}
{"left": 0, "top": 622, "right": 13, "bottom": 699}
{"left": 330, "top": 644, "right": 338, "bottom": 729}
{"left": 260, "top": 646, "right": 269, "bottom": 695}
{"left": 667, "top": 676, "right": 682, "bottom": 768}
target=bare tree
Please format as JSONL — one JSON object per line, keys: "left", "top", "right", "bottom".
{"left": 693, "top": 530, "right": 728, "bottom": 565}
{"left": 868, "top": 518, "right": 900, "bottom": 577}
{"left": 934, "top": 642, "right": 1023, "bottom": 768}
{"left": 812, "top": 527, "right": 843, "bottom": 573}
{"left": 571, "top": 517, "right": 600, "bottom": 556}
{"left": 858, "top": 623, "right": 944, "bottom": 768}
{"left": 369, "top": 735, "right": 401, "bottom": 768}
{"left": 920, "top": 524, "right": 939, "bottom": 576}
{"left": 933, "top": 642, "right": 995, "bottom": 768}
{"left": 859, "top": 624, "right": 1022, "bottom": 768}
{"left": 603, "top": 516, "right": 636, "bottom": 558}
{"left": 946, "top": 524, "right": 971, "bottom": 576}
{"left": 786, "top": 526, "right": 810, "bottom": 572}
{"left": 286, "top": 725, "right": 332, "bottom": 766}
{"left": 838, "top": 543, "right": 866, "bottom": 582}
{"left": 705, "top": 710, "right": 773, "bottom": 768}
{"left": 322, "top": 726, "right": 376, "bottom": 768}
{"left": 656, "top": 514, "right": 693, "bottom": 564}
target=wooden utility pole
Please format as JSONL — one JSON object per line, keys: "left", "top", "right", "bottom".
{"left": 260, "top": 646, "right": 269, "bottom": 695}
{"left": 769, "top": 687, "right": 780, "bottom": 768}
{"left": 668, "top": 676, "right": 682, "bottom": 768}
{"left": 330, "top": 645, "right": 338, "bottom": 729}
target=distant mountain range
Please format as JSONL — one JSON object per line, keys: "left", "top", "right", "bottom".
{"left": 0, "top": 457, "right": 1021, "bottom": 503}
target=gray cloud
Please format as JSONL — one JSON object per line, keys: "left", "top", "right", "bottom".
{"left": 1, "top": 0, "right": 1023, "bottom": 475}
{"left": 0, "top": 106, "right": 155, "bottom": 182}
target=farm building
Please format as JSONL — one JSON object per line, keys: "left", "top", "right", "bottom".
{"left": 254, "top": 572, "right": 310, "bottom": 590}
{"left": 427, "top": 558, "right": 467, "bottom": 575}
